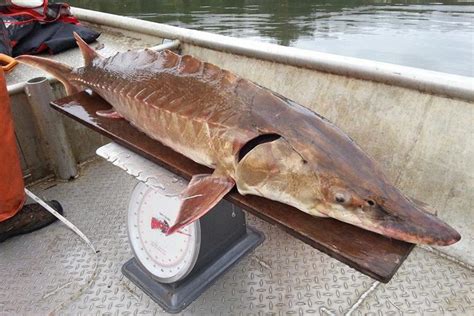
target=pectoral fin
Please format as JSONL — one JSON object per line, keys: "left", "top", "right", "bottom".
{"left": 166, "top": 173, "right": 235, "bottom": 235}
{"left": 96, "top": 109, "right": 123, "bottom": 119}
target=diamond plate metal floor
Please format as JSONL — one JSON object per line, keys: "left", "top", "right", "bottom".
{"left": 0, "top": 160, "right": 472, "bottom": 315}
{"left": 353, "top": 247, "right": 474, "bottom": 315}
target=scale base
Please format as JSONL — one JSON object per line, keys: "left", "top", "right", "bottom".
{"left": 122, "top": 227, "right": 264, "bottom": 314}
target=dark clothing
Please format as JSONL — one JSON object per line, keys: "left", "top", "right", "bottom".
{"left": 0, "top": 2, "right": 99, "bottom": 56}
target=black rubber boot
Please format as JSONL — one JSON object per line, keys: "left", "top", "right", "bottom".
{"left": 0, "top": 200, "right": 63, "bottom": 242}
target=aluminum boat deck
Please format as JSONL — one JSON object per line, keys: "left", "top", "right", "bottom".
{"left": 0, "top": 160, "right": 472, "bottom": 315}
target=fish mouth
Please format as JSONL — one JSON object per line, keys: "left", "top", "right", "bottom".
{"left": 326, "top": 197, "right": 461, "bottom": 246}
{"left": 362, "top": 203, "right": 461, "bottom": 246}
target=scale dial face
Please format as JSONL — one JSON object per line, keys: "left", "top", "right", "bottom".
{"left": 128, "top": 182, "right": 201, "bottom": 283}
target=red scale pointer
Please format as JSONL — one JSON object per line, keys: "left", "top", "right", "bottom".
{"left": 151, "top": 217, "right": 191, "bottom": 236}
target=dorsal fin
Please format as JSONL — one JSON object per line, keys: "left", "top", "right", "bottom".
{"left": 73, "top": 32, "right": 102, "bottom": 66}
{"left": 15, "top": 55, "right": 78, "bottom": 95}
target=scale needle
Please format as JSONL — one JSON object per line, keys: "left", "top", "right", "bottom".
{"left": 176, "top": 230, "right": 191, "bottom": 237}
{"left": 151, "top": 217, "right": 191, "bottom": 236}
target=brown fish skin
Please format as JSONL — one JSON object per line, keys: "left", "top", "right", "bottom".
{"left": 16, "top": 40, "right": 460, "bottom": 246}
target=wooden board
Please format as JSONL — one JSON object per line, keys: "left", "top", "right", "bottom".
{"left": 51, "top": 92, "right": 415, "bottom": 283}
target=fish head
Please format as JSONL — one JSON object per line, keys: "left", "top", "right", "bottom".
{"left": 236, "top": 134, "right": 460, "bottom": 246}
{"left": 312, "top": 163, "right": 461, "bottom": 246}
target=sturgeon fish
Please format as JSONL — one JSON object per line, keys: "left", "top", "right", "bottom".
{"left": 17, "top": 33, "right": 460, "bottom": 245}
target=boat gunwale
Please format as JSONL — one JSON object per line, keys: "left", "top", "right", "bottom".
{"left": 71, "top": 7, "right": 473, "bottom": 102}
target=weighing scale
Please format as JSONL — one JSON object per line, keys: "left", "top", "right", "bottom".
{"left": 97, "top": 142, "right": 264, "bottom": 313}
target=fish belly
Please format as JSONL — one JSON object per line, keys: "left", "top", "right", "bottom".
{"left": 98, "top": 86, "right": 217, "bottom": 169}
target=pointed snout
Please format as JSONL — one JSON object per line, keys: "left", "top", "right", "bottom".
{"left": 371, "top": 202, "right": 461, "bottom": 246}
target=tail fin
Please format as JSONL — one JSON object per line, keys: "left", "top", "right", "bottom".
{"left": 16, "top": 55, "right": 78, "bottom": 95}
{"left": 73, "top": 32, "right": 102, "bottom": 66}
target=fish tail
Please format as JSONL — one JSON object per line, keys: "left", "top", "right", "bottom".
{"left": 16, "top": 55, "right": 78, "bottom": 95}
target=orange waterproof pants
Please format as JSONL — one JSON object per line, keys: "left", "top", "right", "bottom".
{"left": 0, "top": 68, "right": 26, "bottom": 222}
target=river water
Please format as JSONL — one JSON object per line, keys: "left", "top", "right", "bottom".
{"left": 62, "top": 1, "right": 474, "bottom": 77}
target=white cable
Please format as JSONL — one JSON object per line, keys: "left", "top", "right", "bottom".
{"left": 25, "top": 188, "right": 100, "bottom": 313}
{"left": 24, "top": 188, "right": 96, "bottom": 253}
{"left": 345, "top": 281, "right": 380, "bottom": 315}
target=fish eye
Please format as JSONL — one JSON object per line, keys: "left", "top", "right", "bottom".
{"left": 334, "top": 193, "right": 347, "bottom": 204}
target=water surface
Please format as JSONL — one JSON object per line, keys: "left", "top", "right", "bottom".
{"left": 62, "top": 1, "right": 474, "bottom": 77}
